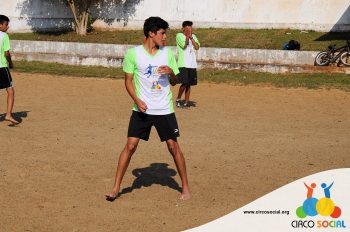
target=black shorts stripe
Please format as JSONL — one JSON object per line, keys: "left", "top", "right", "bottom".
{"left": 0, "top": 67, "right": 13, "bottom": 89}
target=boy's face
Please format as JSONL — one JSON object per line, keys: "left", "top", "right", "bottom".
{"left": 182, "top": 26, "right": 192, "bottom": 36}
{"left": 150, "top": 29, "right": 167, "bottom": 47}
{"left": 0, "top": 21, "right": 9, "bottom": 32}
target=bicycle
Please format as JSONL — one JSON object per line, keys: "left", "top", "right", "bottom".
{"left": 314, "top": 40, "right": 350, "bottom": 66}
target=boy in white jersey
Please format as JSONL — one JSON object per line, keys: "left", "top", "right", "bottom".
{"left": 0, "top": 15, "right": 18, "bottom": 124}
{"left": 175, "top": 21, "right": 200, "bottom": 108}
{"left": 105, "top": 17, "right": 190, "bottom": 201}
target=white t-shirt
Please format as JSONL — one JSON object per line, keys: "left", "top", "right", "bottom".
{"left": 123, "top": 45, "right": 179, "bottom": 115}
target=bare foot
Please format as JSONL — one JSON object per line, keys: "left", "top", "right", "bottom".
{"left": 105, "top": 190, "right": 119, "bottom": 201}
{"left": 179, "top": 190, "right": 191, "bottom": 201}
{"left": 5, "top": 116, "right": 19, "bottom": 124}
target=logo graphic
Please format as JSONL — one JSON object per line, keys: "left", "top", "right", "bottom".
{"left": 151, "top": 81, "right": 161, "bottom": 90}
{"left": 296, "top": 182, "right": 342, "bottom": 219}
{"left": 144, "top": 64, "right": 157, "bottom": 78}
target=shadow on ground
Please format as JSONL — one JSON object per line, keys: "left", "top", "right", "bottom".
{"left": 119, "top": 163, "right": 182, "bottom": 196}
{"left": 0, "top": 111, "right": 30, "bottom": 126}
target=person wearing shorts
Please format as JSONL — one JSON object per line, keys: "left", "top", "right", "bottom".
{"left": 175, "top": 21, "right": 200, "bottom": 108}
{"left": 105, "top": 17, "right": 190, "bottom": 201}
{"left": 0, "top": 15, "right": 18, "bottom": 124}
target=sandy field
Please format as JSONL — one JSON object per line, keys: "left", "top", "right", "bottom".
{"left": 0, "top": 72, "right": 349, "bottom": 232}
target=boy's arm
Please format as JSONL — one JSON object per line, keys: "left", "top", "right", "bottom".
{"left": 5, "top": 51, "right": 14, "bottom": 69}
{"left": 124, "top": 73, "right": 147, "bottom": 112}
{"left": 176, "top": 33, "right": 188, "bottom": 49}
{"left": 190, "top": 34, "right": 200, "bottom": 50}
{"left": 3, "top": 34, "right": 13, "bottom": 68}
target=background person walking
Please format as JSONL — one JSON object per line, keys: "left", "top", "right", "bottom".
{"left": 0, "top": 15, "right": 18, "bottom": 124}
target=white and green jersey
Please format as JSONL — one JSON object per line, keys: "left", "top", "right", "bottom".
{"left": 0, "top": 31, "right": 10, "bottom": 68}
{"left": 176, "top": 33, "right": 200, "bottom": 68}
{"left": 123, "top": 45, "right": 179, "bottom": 115}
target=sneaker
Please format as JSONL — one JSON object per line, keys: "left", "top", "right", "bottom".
{"left": 176, "top": 99, "right": 181, "bottom": 108}
{"left": 183, "top": 102, "right": 189, "bottom": 108}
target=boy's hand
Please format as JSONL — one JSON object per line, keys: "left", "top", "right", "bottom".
{"left": 9, "top": 62, "right": 14, "bottom": 69}
{"left": 136, "top": 99, "right": 148, "bottom": 113}
{"left": 158, "top": 66, "right": 177, "bottom": 86}
{"left": 158, "top": 65, "right": 173, "bottom": 75}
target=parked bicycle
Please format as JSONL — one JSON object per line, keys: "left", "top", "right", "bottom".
{"left": 314, "top": 40, "right": 350, "bottom": 66}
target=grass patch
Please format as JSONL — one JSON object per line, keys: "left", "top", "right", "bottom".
{"left": 10, "top": 29, "right": 350, "bottom": 51}
{"left": 199, "top": 69, "right": 350, "bottom": 90}
{"left": 13, "top": 60, "right": 350, "bottom": 91}
{"left": 14, "top": 60, "right": 124, "bottom": 79}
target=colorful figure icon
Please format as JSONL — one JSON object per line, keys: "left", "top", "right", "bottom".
{"left": 304, "top": 182, "right": 316, "bottom": 198}
{"left": 321, "top": 182, "right": 334, "bottom": 198}
{"left": 296, "top": 181, "right": 341, "bottom": 219}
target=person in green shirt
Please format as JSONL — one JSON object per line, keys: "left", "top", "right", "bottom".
{"left": 0, "top": 15, "right": 18, "bottom": 124}
{"left": 175, "top": 21, "right": 200, "bottom": 108}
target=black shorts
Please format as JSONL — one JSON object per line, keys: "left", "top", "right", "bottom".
{"left": 0, "top": 67, "right": 13, "bottom": 90}
{"left": 128, "top": 111, "right": 180, "bottom": 142}
{"left": 177, "top": 67, "right": 197, "bottom": 86}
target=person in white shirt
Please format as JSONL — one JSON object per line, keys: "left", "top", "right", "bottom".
{"left": 105, "top": 17, "right": 190, "bottom": 201}
{"left": 175, "top": 21, "right": 200, "bottom": 108}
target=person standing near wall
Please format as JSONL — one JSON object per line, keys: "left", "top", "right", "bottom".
{"left": 175, "top": 21, "right": 200, "bottom": 108}
{"left": 0, "top": 15, "right": 18, "bottom": 124}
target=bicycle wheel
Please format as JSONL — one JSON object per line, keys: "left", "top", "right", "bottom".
{"left": 340, "top": 51, "right": 350, "bottom": 66}
{"left": 314, "top": 51, "right": 331, "bottom": 66}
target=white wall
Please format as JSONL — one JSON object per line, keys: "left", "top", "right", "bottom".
{"left": 1, "top": 0, "right": 350, "bottom": 32}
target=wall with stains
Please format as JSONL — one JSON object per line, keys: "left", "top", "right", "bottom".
{"left": 1, "top": 0, "right": 350, "bottom": 32}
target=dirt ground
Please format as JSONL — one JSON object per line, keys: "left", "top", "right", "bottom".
{"left": 1, "top": 72, "right": 349, "bottom": 232}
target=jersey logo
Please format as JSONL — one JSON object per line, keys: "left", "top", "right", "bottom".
{"left": 144, "top": 64, "right": 157, "bottom": 78}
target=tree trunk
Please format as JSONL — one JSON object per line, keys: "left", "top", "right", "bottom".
{"left": 75, "top": 11, "right": 89, "bottom": 36}
{"left": 67, "top": 0, "right": 89, "bottom": 36}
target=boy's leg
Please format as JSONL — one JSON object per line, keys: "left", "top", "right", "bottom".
{"left": 5, "top": 87, "right": 18, "bottom": 124}
{"left": 177, "top": 84, "right": 186, "bottom": 99}
{"left": 166, "top": 139, "right": 190, "bottom": 200}
{"left": 176, "top": 84, "right": 186, "bottom": 107}
{"left": 105, "top": 137, "right": 140, "bottom": 200}
{"left": 184, "top": 85, "right": 191, "bottom": 106}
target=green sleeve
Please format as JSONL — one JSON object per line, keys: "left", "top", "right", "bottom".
{"left": 122, "top": 48, "right": 136, "bottom": 74}
{"left": 192, "top": 34, "right": 200, "bottom": 47}
{"left": 168, "top": 48, "right": 179, "bottom": 75}
{"left": 176, "top": 33, "right": 186, "bottom": 49}
{"left": 3, "top": 33, "right": 10, "bottom": 51}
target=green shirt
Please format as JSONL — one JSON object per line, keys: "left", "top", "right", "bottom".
{"left": 0, "top": 31, "right": 10, "bottom": 68}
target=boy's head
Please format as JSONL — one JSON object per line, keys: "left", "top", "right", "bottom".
{"left": 182, "top": 21, "right": 193, "bottom": 35}
{"left": 182, "top": 21, "right": 193, "bottom": 28}
{"left": 143, "top": 17, "right": 169, "bottom": 38}
{"left": 0, "top": 15, "right": 10, "bottom": 32}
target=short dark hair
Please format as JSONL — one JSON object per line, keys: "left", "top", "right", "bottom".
{"left": 182, "top": 21, "right": 193, "bottom": 27}
{"left": 143, "top": 17, "right": 169, "bottom": 37}
{"left": 0, "top": 15, "right": 10, "bottom": 24}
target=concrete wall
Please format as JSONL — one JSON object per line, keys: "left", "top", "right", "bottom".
{"left": 12, "top": 40, "right": 350, "bottom": 74}
{"left": 1, "top": 0, "right": 350, "bottom": 32}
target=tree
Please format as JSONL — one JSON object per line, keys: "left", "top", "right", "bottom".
{"left": 67, "top": 0, "right": 100, "bottom": 35}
